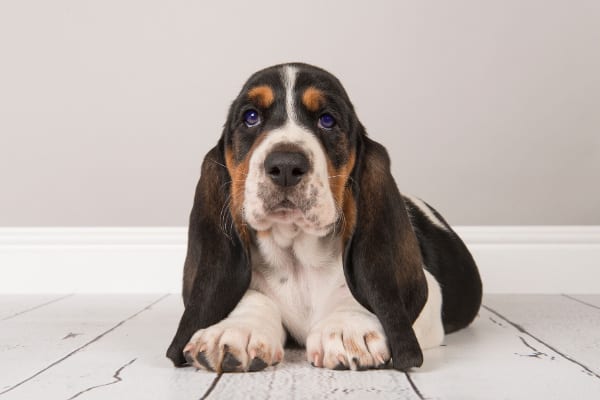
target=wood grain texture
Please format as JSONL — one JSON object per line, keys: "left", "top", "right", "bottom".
{"left": 565, "top": 294, "right": 600, "bottom": 310}
{"left": 1, "top": 295, "right": 599, "bottom": 399}
{"left": 484, "top": 294, "right": 600, "bottom": 377}
{"left": 410, "top": 304, "right": 600, "bottom": 399}
{"left": 208, "top": 349, "right": 419, "bottom": 400}
{"left": 0, "top": 294, "right": 169, "bottom": 397}
{"left": 0, "top": 295, "right": 218, "bottom": 400}
{"left": 0, "top": 294, "right": 72, "bottom": 320}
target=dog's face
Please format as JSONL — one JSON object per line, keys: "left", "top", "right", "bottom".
{"left": 222, "top": 63, "right": 361, "bottom": 238}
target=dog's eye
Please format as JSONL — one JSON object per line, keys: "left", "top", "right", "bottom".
{"left": 318, "top": 113, "right": 336, "bottom": 130}
{"left": 243, "top": 109, "right": 261, "bottom": 127}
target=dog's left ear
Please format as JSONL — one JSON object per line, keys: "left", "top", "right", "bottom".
{"left": 342, "top": 134, "right": 428, "bottom": 371}
{"left": 166, "top": 138, "right": 251, "bottom": 367}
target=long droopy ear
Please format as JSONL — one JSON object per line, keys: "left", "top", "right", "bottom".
{"left": 343, "top": 135, "right": 428, "bottom": 371}
{"left": 166, "top": 138, "right": 251, "bottom": 366}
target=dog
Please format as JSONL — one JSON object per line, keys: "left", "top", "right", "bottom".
{"left": 166, "top": 63, "right": 482, "bottom": 372}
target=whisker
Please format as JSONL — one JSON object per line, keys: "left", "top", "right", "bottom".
{"left": 328, "top": 175, "right": 349, "bottom": 179}
{"left": 220, "top": 180, "right": 232, "bottom": 191}
{"left": 208, "top": 158, "right": 228, "bottom": 170}
{"left": 219, "top": 193, "right": 233, "bottom": 240}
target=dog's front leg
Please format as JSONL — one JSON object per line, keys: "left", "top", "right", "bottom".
{"left": 305, "top": 296, "right": 391, "bottom": 371}
{"left": 184, "top": 290, "right": 286, "bottom": 372}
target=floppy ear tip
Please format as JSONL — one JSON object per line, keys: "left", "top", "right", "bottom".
{"left": 392, "top": 348, "right": 424, "bottom": 371}
{"left": 166, "top": 340, "right": 187, "bottom": 367}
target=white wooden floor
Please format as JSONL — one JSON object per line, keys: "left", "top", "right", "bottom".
{"left": 0, "top": 294, "right": 599, "bottom": 400}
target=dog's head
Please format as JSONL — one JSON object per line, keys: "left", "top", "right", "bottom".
{"left": 221, "top": 63, "right": 359, "bottom": 240}
{"left": 168, "top": 63, "right": 427, "bottom": 371}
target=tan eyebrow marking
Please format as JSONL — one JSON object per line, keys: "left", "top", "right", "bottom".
{"left": 302, "top": 87, "right": 325, "bottom": 112}
{"left": 247, "top": 85, "right": 275, "bottom": 108}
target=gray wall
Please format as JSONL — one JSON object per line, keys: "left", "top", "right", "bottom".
{"left": 1, "top": 0, "right": 599, "bottom": 226}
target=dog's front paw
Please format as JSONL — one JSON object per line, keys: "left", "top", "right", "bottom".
{"left": 306, "top": 311, "right": 391, "bottom": 370}
{"left": 183, "top": 319, "right": 284, "bottom": 373}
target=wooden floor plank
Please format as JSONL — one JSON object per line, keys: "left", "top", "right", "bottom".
{"left": 564, "top": 294, "right": 600, "bottom": 310}
{"left": 0, "top": 295, "right": 217, "bottom": 400}
{"left": 408, "top": 305, "right": 600, "bottom": 400}
{"left": 207, "top": 349, "right": 419, "bottom": 400}
{"left": 484, "top": 294, "right": 600, "bottom": 376}
{"left": 0, "top": 294, "right": 166, "bottom": 396}
{"left": 1, "top": 294, "right": 599, "bottom": 399}
{"left": 0, "top": 294, "right": 72, "bottom": 320}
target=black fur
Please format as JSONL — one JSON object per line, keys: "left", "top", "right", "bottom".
{"left": 403, "top": 197, "right": 483, "bottom": 333}
{"left": 165, "top": 141, "right": 251, "bottom": 366}
{"left": 344, "top": 135, "right": 428, "bottom": 370}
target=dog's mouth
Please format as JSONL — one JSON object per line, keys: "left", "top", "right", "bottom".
{"left": 272, "top": 199, "right": 297, "bottom": 211}
{"left": 244, "top": 181, "right": 336, "bottom": 236}
{"left": 266, "top": 199, "right": 303, "bottom": 221}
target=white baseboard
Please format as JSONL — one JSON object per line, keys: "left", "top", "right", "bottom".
{"left": 455, "top": 226, "right": 600, "bottom": 293}
{"left": 0, "top": 226, "right": 599, "bottom": 294}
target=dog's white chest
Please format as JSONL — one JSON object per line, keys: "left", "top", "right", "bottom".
{"left": 250, "top": 224, "right": 352, "bottom": 343}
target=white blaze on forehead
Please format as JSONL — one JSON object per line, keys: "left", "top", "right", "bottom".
{"left": 283, "top": 65, "right": 298, "bottom": 123}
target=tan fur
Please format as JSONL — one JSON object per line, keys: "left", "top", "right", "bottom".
{"left": 257, "top": 230, "right": 272, "bottom": 239}
{"left": 225, "top": 133, "right": 269, "bottom": 245}
{"left": 248, "top": 85, "right": 275, "bottom": 108}
{"left": 364, "top": 331, "right": 381, "bottom": 342}
{"left": 302, "top": 87, "right": 325, "bottom": 112}
{"left": 342, "top": 337, "right": 361, "bottom": 355}
{"left": 341, "top": 187, "right": 357, "bottom": 244}
{"left": 326, "top": 151, "right": 357, "bottom": 243}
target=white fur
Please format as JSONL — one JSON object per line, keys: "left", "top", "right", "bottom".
{"left": 184, "top": 290, "right": 286, "bottom": 371}
{"left": 251, "top": 229, "right": 391, "bottom": 370}
{"left": 413, "top": 269, "right": 445, "bottom": 349}
{"left": 251, "top": 231, "right": 348, "bottom": 344}
{"left": 284, "top": 65, "right": 297, "bottom": 121}
{"left": 405, "top": 194, "right": 450, "bottom": 231}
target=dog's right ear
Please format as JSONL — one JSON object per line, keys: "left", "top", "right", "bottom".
{"left": 166, "top": 138, "right": 251, "bottom": 366}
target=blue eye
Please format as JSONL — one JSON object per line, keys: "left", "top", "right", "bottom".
{"left": 243, "top": 109, "right": 261, "bottom": 127}
{"left": 318, "top": 113, "right": 336, "bottom": 130}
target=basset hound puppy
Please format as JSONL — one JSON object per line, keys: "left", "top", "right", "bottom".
{"left": 166, "top": 63, "right": 482, "bottom": 372}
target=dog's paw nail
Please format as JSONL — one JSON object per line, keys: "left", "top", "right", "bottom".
{"left": 221, "top": 352, "right": 242, "bottom": 372}
{"left": 274, "top": 349, "right": 284, "bottom": 363}
{"left": 351, "top": 357, "right": 367, "bottom": 371}
{"left": 196, "top": 351, "right": 213, "bottom": 371}
{"left": 333, "top": 362, "right": 347, "bottom": 370}
{"left": 312, "top": 354, "right": 320, "bottom": 367}
{"left": 183, "top": 350, "right": 194, "bottom": 366}
{"left": 248, "top": 357, "right": 268, "bottom": 372}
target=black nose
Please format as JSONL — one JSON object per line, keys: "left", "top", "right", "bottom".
{"left": 264, "top": 151, "right": 309, "bottom": 187}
